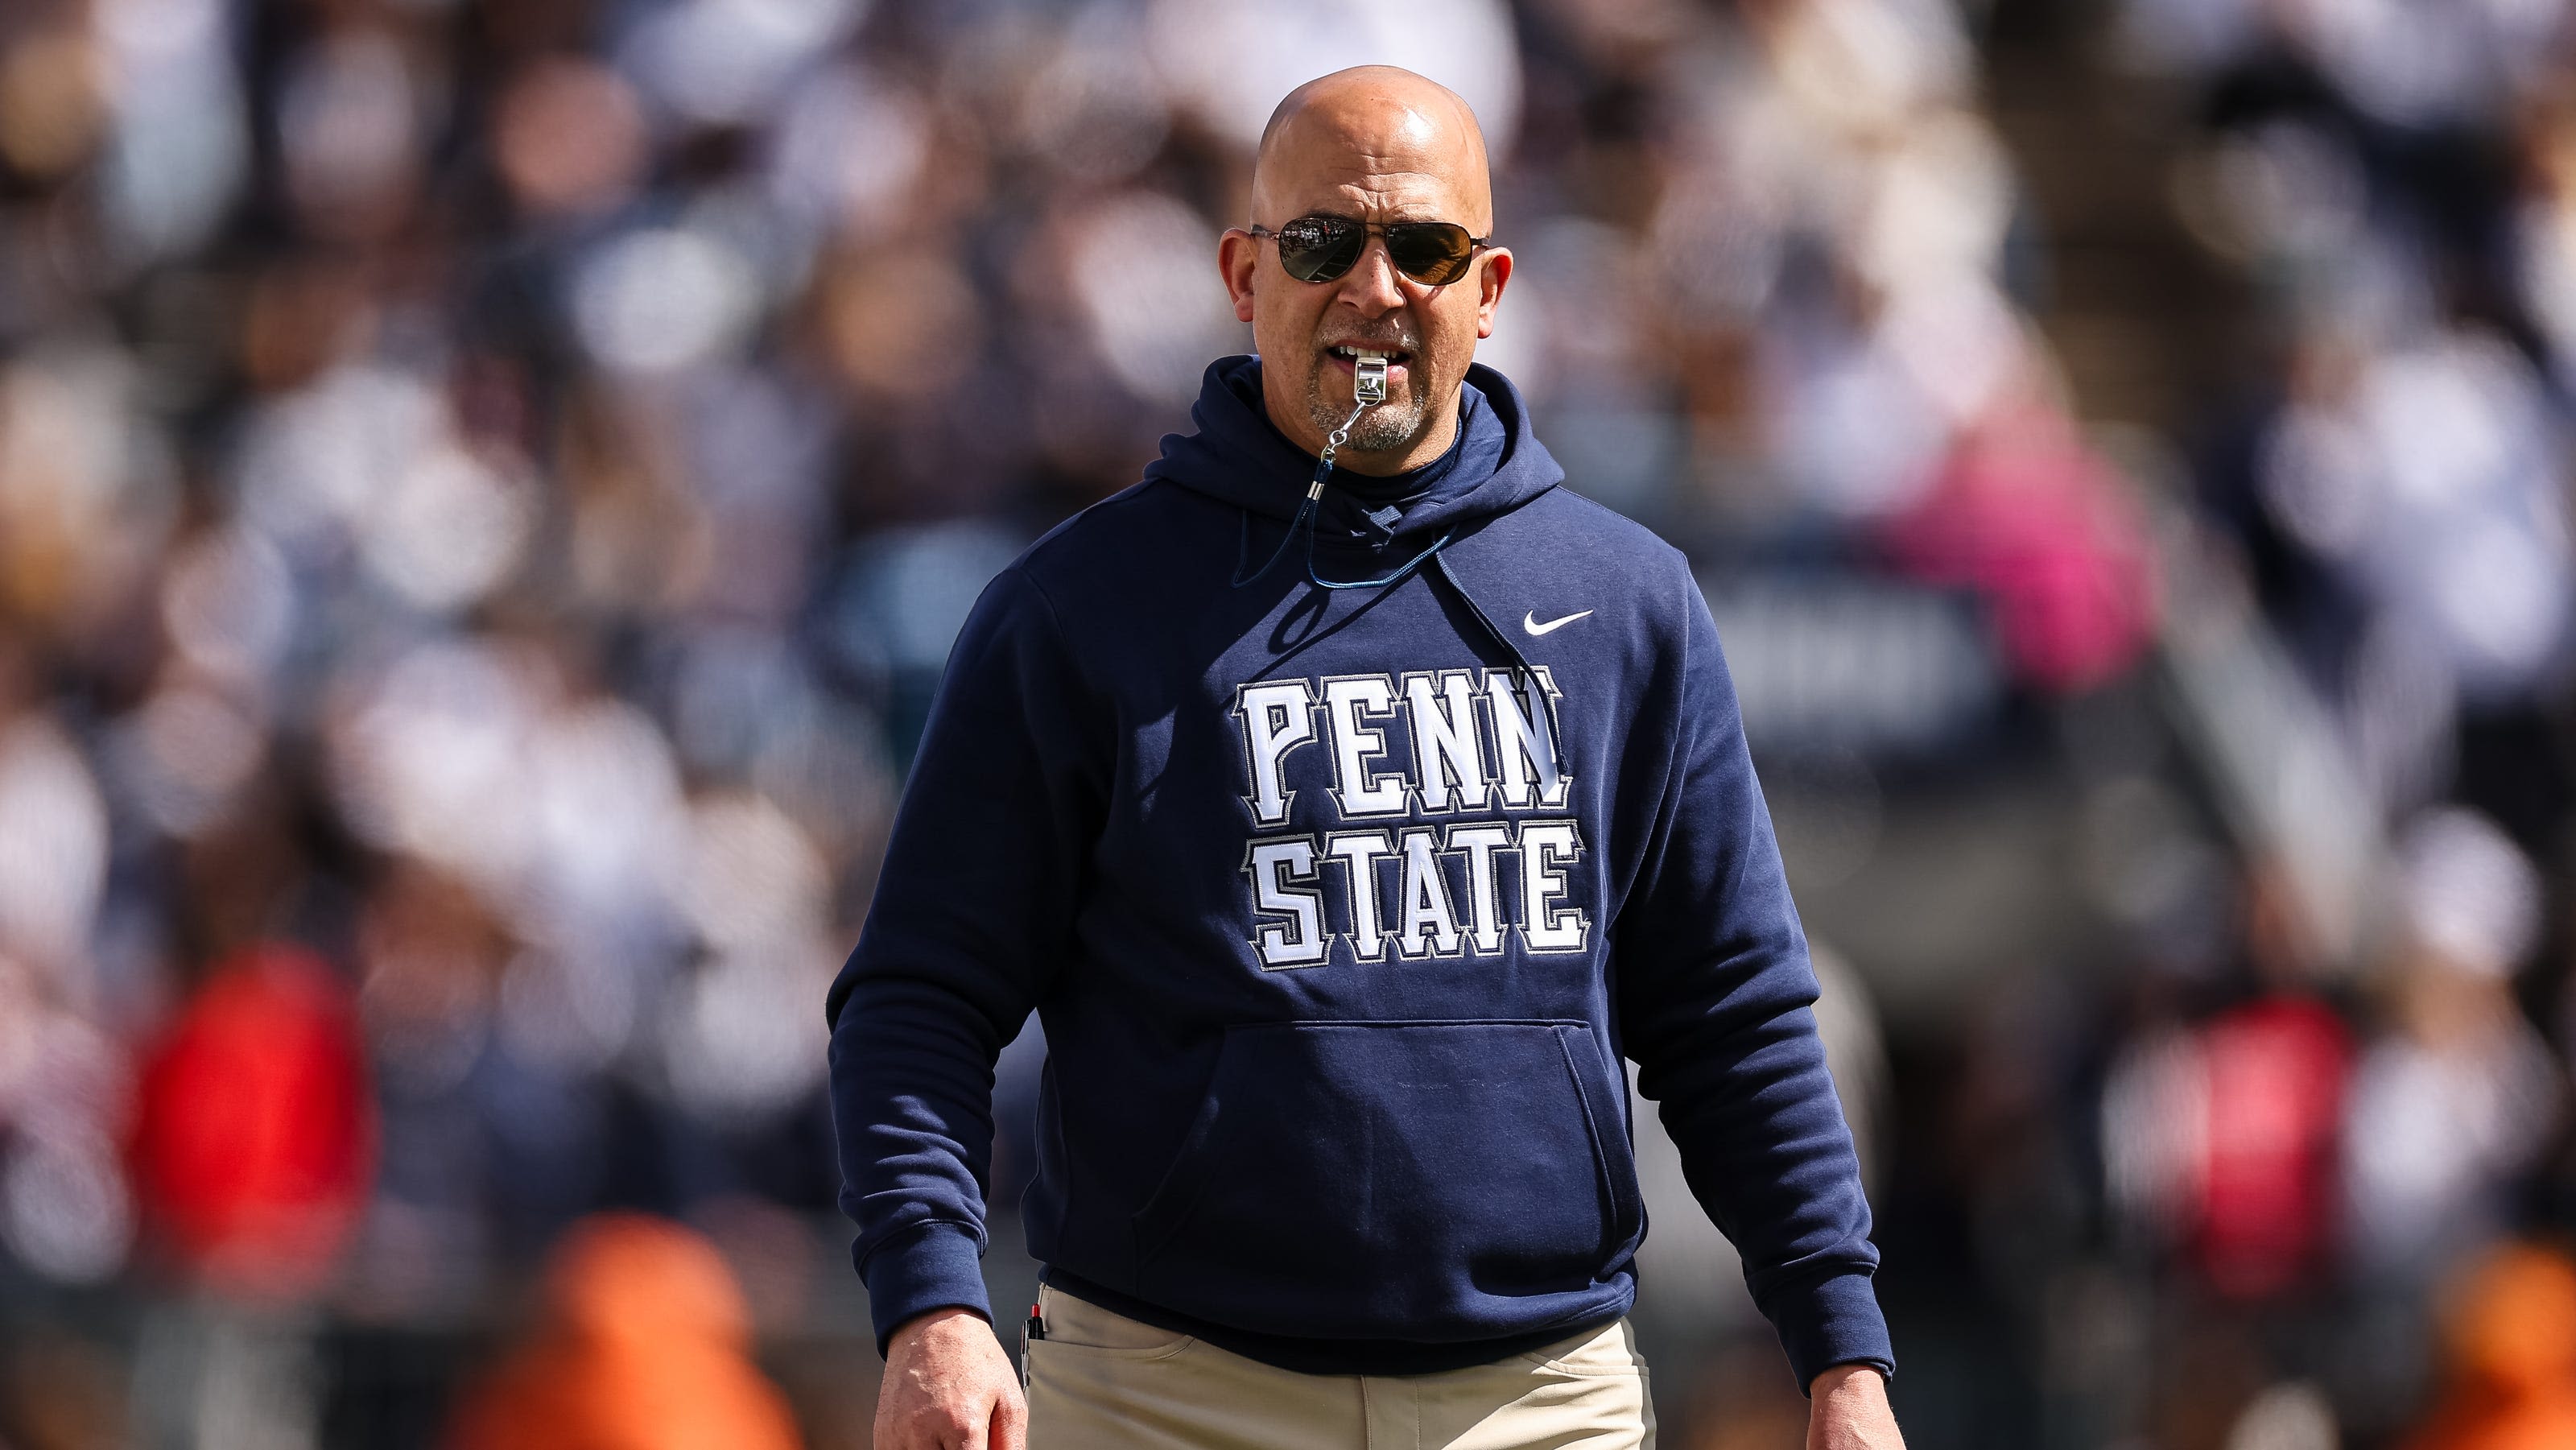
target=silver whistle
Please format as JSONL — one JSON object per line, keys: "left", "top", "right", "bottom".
{"left": 1354, "top": 354, "right": 1387, "bottom": 405}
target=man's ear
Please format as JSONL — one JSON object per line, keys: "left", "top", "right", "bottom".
{"left": 1474, "top": 248, "right": 1513, "bottom": 340}
{"left": 1219, "top": 229, "right": 1260, "bottom": 324}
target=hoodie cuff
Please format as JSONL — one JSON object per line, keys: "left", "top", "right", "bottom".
{"left": 861, "top": 1221, "right": 993, "bottom": 1357}
{"left": 1769, "top": 1270, "right": 1896, "bottom": 1394}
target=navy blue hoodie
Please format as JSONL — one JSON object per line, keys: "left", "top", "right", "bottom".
{"left": 824, "top": 357, "right": 1893, "bottom": 1384}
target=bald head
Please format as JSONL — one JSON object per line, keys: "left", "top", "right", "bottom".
{"left": 1252, "top": 66, "right": 1492, "bottom": 234}
{"left": 1219, "top": 66, "right": 1513, "bottom": 474}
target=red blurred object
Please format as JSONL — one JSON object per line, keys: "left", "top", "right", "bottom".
{"left": 2190, "top": 995, "right": 2353, "bottom": 1299}
{"left": 444, "top": 1212, "right": 804, "bottom": 1450}
{"left": 1881, "top": 395, "right": 2161, "bottom": 695}
{"left": 126, "top": 943, "right": 375, "bottom": 1301}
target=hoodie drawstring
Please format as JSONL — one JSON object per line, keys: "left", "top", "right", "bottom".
{"left": 1222, "top": 396, "right": 1541, "bottom": 687}
{"left": 1426, "top": 551, "right": 1566, "bottom": 801}
{"left": 1232, "top": 401, "right": 1456, "bottom": 593}
{"left": 1425, "top": 551, "right": 1542, "bottom": 686}
{"left": 1220, "top": 409, "right": 1556, "bottom": 787}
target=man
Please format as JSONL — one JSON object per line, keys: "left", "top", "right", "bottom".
{"left": 826, "top": 65, "right": 1905, "bottom": 1450}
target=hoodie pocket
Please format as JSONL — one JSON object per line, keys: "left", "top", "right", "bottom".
{"left": 1127, "top": 1019, "right": 1641, "bottom": 1338}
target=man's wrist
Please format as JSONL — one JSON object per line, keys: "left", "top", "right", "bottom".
{"left": 1808, "top": 1358, "right": 1904, "bottom": 1447}
{"left": 861, "top": 1220, "right": 993, "bottom": 1357}
{"left": 1810, "top": 1361, "right": 1889, "bottom": 1397}
{"left": 890, "top": 1304, "right": 991, "bottom": 1347}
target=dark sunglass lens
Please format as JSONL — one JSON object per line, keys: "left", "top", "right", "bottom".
{"left": 1388, "top": 224, "right": 1475, "bottom": 285}
{"left": 1276, "top": 217, "right": 1363, "bottom": 282}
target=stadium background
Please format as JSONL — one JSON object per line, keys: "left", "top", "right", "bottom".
{"left": 2, "top": 0, "right": 2573, "bottom": 1445}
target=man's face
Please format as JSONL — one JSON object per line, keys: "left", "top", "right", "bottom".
{"left": 1219, "top": 93, "right": 1511, "bottom": 472}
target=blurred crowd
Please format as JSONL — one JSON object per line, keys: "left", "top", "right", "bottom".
{"left": 3, "top": 0, "right": 2576, "bottom": 1446}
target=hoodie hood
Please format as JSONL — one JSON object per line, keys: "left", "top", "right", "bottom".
{"left": 1144, "top": 354, "right": 1563, "bottom": 542}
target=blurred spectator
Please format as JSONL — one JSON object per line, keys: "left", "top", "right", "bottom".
{"left": 443, "top": 1212, "right": 802, "bottom": 1450}
{"left": 2346, "top": 811, "right": 2560, "bottom": 1292}
{"left": 2153, "top": 989, "right": 2353, "bottom": 1300}
{"left": 1880, "top": 378, "right": 2161, "bottom": 695}
{"left": 125, "top": 943, "right": 373, "bottom": 1302}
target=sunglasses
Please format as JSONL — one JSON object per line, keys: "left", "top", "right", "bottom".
{"left": 1247, "top": 215, "right": 1494, "bottom": 287}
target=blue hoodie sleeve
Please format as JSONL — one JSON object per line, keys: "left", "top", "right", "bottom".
{"left": 824, "top": 564, "right": 1107, "bottom": 1356}
{"left": 1614, "top": 580, "right": 1894, "bottom": 1390}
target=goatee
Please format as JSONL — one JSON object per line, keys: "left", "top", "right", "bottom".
{"left": 1303, "top": 360, "right": 1428, "bottom": 454}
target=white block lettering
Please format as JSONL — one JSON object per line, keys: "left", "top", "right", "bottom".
{"left": 1235, "top": 680, "right": 1318, "bottom": 827}
{"left": 1446, "top": 822, "right": 1514, "bottom": 954}
{"left": 1323, "top": 676, "right": 1407, "bottom": 817}
{"left": 1324, "top": 829, "right": 1397, "bottom": 961}
{"left": 1393, "top": 827, "right": 1464, "bottom": 958}
{"left": 1487, "top": 667, "right": 1570, "bottom": 809}
{"left": 1517, "top": 819, "right": 1588, "bottom": 952}
{"left": 1245, "top": 838, "right": 1327, "bottom": 969}
{"left": 1402, "top": 670, "right": 1490, "bottom": 813}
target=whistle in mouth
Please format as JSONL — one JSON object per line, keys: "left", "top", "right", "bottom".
{"left": 1354, "top": 354, "right": 1388, "bottom": 405}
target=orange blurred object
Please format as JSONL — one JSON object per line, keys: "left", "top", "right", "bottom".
{"left": 2403, "top": 1243, "right": 2576, "bottom": 1450}
{"left": 126, "top": 943, "right": 375, "bottom": 1301}
{"left": 444, "top": 1212, "right": 805, "bottom": 1450}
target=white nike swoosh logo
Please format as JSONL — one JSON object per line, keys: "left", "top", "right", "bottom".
{"left": 1524, "top": 609, "right": 1593, "bottom": 636}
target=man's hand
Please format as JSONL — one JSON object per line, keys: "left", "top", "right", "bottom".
{"left": 875, "top": 1307, "right": 1027, "bottom": 1450}
{"left": 1808, "top": 1364, "right": 1904, "bottom": 1450}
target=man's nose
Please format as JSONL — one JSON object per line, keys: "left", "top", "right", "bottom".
{"left": 1332, "top": 233, "right": 1407, "bottom": 313}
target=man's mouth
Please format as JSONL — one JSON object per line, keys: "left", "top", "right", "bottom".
{"left": 1326, "top": 343, "right": 1412, "bottom": 381}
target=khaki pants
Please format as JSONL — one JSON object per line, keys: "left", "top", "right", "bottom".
{"left": 1024, "top": 1284, "right": 1655, "bottom": 1450}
